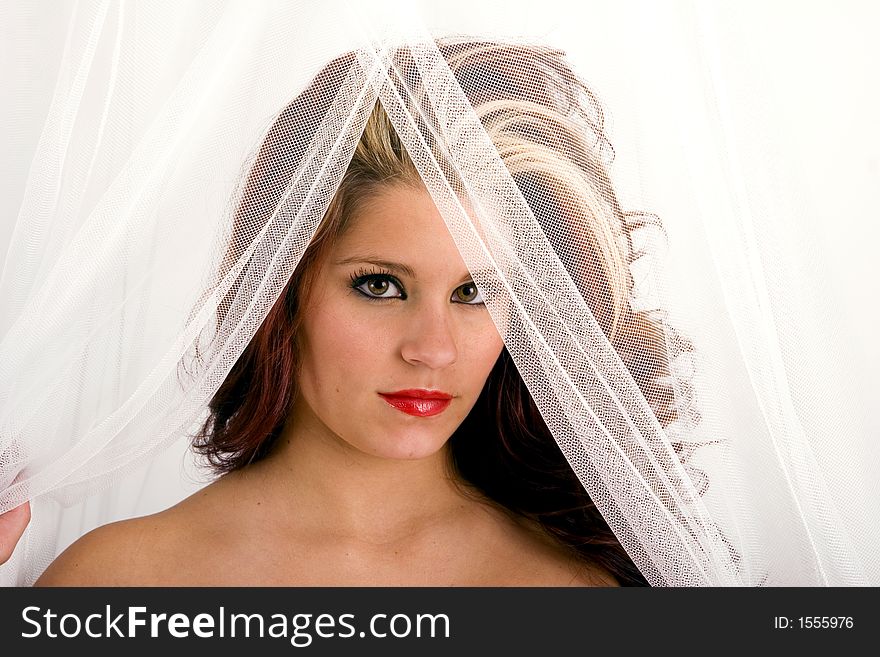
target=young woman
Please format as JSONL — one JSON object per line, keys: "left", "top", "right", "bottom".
{"left": 30, "top": 40, "right": 685, "bottom": 586}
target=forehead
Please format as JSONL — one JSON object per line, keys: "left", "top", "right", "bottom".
{"left": 331, "top": 184, "right": 470, "bottom": 276}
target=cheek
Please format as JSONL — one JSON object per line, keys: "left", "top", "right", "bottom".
{"left": 465, "top": 321, "right": 505, "bottom": 383}
{"left": 301, "top": 303, "right": 389, "bottom": 384}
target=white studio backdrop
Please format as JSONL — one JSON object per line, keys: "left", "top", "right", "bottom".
{"left": 1, "top": 0, "right": 878, "bottom": 585}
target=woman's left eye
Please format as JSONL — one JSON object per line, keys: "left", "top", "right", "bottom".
{"left": 454, "top": 282, "right": 484, "bottom": 305}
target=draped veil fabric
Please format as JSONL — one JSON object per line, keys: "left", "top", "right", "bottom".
{"left": 1, "top": 0, "right": 878, "bottom": 586}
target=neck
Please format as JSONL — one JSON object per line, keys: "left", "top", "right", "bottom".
{"left": 243, "top": 397, "right": 473, "bottom": 544}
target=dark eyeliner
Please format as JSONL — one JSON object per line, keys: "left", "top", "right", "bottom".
{"left": 348, "top": 267, "right": 407, "bottom": 300}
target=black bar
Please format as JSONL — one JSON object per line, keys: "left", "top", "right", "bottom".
{"left": 0, "top": 587, "right": 873, "bottom": 654}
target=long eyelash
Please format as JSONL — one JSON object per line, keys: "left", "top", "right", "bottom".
{"left": 348, "top": 267, "right": 405, "bottom": 300}
{"left": 348, "top": 266, "right": 392, "bottom": 284}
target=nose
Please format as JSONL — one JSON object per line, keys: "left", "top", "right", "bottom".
{"left": 399, "top": 303, "right": 459, "bottom": 370}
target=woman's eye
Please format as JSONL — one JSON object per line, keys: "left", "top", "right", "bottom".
{"left": 454, "top": 282, "right": 484, "bottom": 305}
{"left": 354, "top": 275, "right": 404, "bottom": 299}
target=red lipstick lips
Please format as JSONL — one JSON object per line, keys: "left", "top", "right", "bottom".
{"left": 378, "top": 389, "right": 453, "bottom": 417}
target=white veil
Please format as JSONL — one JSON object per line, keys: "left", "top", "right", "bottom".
{"left": 2, "top": 0, "right": 878, "bottom": 586}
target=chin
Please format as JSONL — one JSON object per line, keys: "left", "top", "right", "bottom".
{"left": 364, "top": 430, "right": 451, "bottom": 461}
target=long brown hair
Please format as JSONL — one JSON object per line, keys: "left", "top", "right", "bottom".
{"left": 191, "top": 40, "right": 697, "bottom": 586}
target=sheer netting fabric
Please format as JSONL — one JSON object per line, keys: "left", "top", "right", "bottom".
{"left": 1, "top": 0, "right": 878, "bottom": 586}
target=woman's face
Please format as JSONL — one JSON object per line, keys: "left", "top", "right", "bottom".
{"left": 292, "top": 184, "right": 505, "bottom": 460}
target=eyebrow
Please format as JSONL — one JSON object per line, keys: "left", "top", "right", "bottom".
{"left": 334, "top": 257, "right": 418, "bottom": 278}
{"left": 334, "top": 257, "right": 493, "bottom": 282}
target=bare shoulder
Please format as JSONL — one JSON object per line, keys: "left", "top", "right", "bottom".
{"left": 519, "top": 544, "right": 621, "bottom": 587}
{"left": 486, "top": 511, "right": 621, "bottom": 587}
{"left": 35, "top": 481, "right": 229, "bottom": 587}
{"left": 561, "top": 557, "right": 621, "bottom": 587}
{"left": 34, "top": 513, "right": 176, "bottom": 586}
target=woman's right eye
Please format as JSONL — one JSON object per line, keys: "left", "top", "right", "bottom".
{"left": 351, "top": 275, "right": 405, "bottom": 300}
